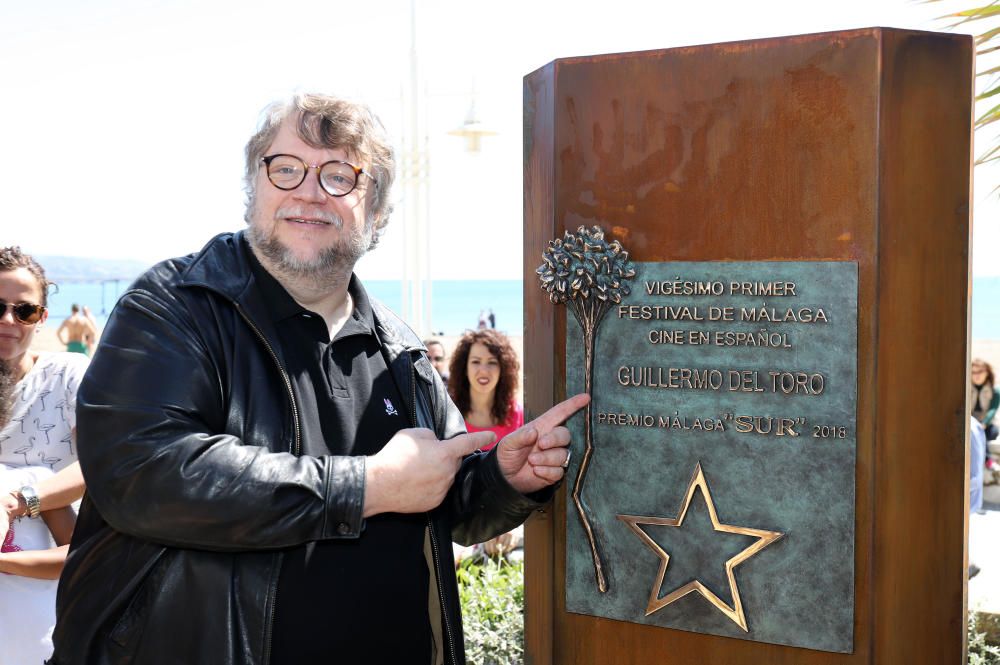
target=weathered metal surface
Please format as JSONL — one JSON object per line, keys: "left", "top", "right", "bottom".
{"left": 523, "top": 27, "right": 972, "bottom": 665}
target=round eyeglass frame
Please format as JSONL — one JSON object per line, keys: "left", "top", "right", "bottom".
{"left": 260, "top": 154, "right": 376, "bottom": 198}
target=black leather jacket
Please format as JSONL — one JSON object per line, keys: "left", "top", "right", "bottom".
{"left": 50, "top": 232, "right": 546, "bottom": 665}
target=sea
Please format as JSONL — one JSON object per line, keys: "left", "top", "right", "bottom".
{"left": 44, "top": 279, "right": 526, "bottom": 337}
{"left": 43, "top": 276, "right": 1000, "bottom": 339}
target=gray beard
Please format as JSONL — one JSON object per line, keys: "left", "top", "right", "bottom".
{"left": 0, "top": 361, "right": 16, "bottom": 428}
{"left": 245, "top": 209, "right": 370, "bottom": 292}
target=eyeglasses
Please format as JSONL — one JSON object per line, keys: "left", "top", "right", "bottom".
{"left": 0, "top": 301, "right": 46, "bottom": 325}
{"left": 261, "top": 154, "right": 376, "bottom": 197}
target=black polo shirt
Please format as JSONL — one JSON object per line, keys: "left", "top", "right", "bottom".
{"left": 247, "top": 251, "right": 431, "bottom": 664}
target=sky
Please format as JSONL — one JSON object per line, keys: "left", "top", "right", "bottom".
{"left": 1, "top": 0, "right": 995, "bottom": 280}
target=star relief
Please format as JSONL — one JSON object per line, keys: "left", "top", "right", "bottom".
{"left": 616, "top": 462, "right": 783, "bottom": 632}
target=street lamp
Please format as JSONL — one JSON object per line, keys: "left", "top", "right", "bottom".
{"left": 449, "top": 98, "right": 498, "bottom": 153}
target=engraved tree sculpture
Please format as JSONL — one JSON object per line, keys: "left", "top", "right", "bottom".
{"left": 537, "top": 225, "right": 636, "bottom": 593}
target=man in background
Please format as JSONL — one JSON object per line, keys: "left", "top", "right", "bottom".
{"left": 425, "top": 338, "right": 449, "bottom": 381}
{"left": 55, "top": 304, "right": 97, "bottom": 355}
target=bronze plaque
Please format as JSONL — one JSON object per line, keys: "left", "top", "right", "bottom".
{"left": 555, "top": 252, "right": 857, "bottom": 652}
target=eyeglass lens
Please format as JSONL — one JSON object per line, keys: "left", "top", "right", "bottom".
{"left": 265, "top": 155, "right": 360, "bottom": 197}
{"left": 0, "top": 302, "right": 45, "bottom": 324}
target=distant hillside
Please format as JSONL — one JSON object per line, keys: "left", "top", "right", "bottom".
{"left": 36, "top": 255, "right": 151, "bottom": 283}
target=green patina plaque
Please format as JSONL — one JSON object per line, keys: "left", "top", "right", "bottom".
{"left": 564, "top": 260, "right": 857, "bottom": 653}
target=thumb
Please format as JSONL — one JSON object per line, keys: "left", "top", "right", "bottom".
{"left": 445, "top": 430, "right": 496, "bottom": 457}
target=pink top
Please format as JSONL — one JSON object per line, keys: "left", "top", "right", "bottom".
{"left": 464, "top": 402, "right": 525, "bottom": 451}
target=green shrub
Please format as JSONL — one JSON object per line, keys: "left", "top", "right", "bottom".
{"left": 457, "top": 555, "right": 524, "bottom": 665}
{"left": 458, "top": 572, "right": 1000, "bottom": 664}
{"left": 970, "top": 612, "right": 1000, "bottom": 665}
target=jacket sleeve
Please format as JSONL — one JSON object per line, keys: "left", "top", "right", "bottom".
{"left": 418, "top": 360, "right": 555, "bottom": 545}
{"left": 77, "top": 281, "right": 365, "bottom": 552}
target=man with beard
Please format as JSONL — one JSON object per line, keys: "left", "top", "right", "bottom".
{"left": 51, "top": 94, "right": 586, "bottom": 665}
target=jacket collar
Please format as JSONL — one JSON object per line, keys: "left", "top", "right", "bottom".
{"left": 177, "top": 231, "right": 257, "bottom": 302}
{"left": 177, "top": 231, "right": 428, "bottom": 362}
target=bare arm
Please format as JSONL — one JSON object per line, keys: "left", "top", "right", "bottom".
{"left": 0, "top": 504, "right": 76, "bottom": 580}
{"left": 0, "top": 545, "right": 69, "bottom": 580}
{"left": 0, "top": 458, "right": 84, "bottom": 545}
{"left": 42, "top": 505, "right": 76, "bottom": 546}
{"left": 56, "top": 319, "right": 69, "bottom": 345}
{"left": 2, "top": 459, "right": 84, "bottom": 516}
{"left": 84, "top": 318, "right": 99, "bottom": 342}
{"left": 35, "top": 458, "right": 85, "bottom": 511}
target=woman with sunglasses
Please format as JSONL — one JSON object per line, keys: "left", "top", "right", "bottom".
{"left": 972, "top": 358, "right": 999, "bottom": 442}
{"left": 0, "top": 246, "right": 89, "bottom": 663}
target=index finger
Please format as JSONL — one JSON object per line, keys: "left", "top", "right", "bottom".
{"left": 527, "top": 393, "right": 591, "bottom": 434}
{"left": 444, "top": 430, "right": 496, "bottom": 457}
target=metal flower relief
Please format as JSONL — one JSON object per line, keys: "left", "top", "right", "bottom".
{"left": 537, "top": 225, "right": 636, "bottom": 593}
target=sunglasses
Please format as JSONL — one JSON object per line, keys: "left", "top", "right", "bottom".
{"left": 0, "top": 301, "right": 46, "bottom": 325}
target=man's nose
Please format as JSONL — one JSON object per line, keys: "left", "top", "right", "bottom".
{"left": 294, "top": 169, "right": 329, "bottom": 202}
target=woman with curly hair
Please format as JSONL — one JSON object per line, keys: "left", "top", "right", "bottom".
{"left": 448, "top": 329, "right": 523, "bottom": 452}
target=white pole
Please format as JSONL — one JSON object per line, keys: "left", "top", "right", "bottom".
{"left": 401, "top": 0, "right": 432, "bottom": 336}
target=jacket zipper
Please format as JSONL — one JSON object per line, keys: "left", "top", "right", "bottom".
{"left": 407, "top": 361, "right": 459, "bottom": 665}
{"left": 429, "top": 519, "right": 458, "bottom": 665}
{"left": 235, "top": 305, "right": 302, "bottom": 456}
{"left": 235, "top": 304, "right": 301, "bottom": 665}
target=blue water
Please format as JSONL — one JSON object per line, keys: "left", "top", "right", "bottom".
{"left": 973, "top": 277, "right": 1000, "bottom": 340}
{"left": 45, "top": 279, "right": 526, "bottom": 336}
{"left": 43, "top": 276, "right": 1000, "bottom": 339}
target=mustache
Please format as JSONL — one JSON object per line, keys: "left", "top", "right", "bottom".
{"left": 275, "top": 206, "right": 343, "bottom": 227}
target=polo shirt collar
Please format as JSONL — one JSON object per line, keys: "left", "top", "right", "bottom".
{"left": 245, "top": 240, "right": 378, "bottom": 342}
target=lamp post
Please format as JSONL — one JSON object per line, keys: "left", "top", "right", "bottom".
{"left": 400, "top": 0, "right": 432, "bottom": 336}
{"left": 448, "top": 96, "right": 498, "bottom": 153}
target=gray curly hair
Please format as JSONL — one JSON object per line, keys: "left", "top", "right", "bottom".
{"left": 243, "top": 94, "right": 396, "bottom": 249}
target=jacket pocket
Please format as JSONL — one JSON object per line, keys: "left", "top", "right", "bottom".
{"left": 109, "top": 548, "right": 169, "bottom": 649}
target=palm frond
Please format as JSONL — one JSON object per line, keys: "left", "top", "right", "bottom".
{"left": 932, "top": 1, "right": 1000, "bottom": 172}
